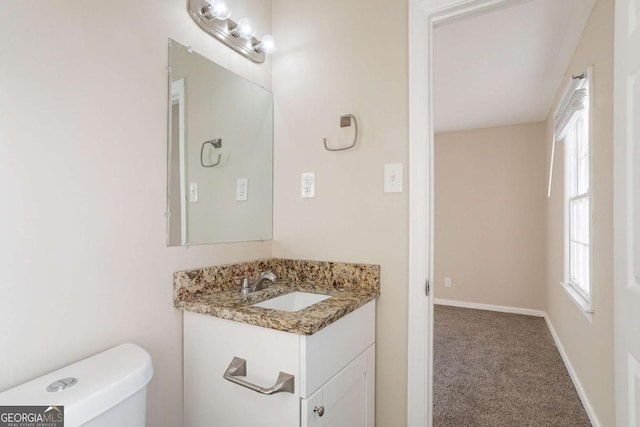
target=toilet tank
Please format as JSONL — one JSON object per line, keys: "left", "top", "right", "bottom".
{"left": 0, "top": 343, "right": 153, "bottom": 427}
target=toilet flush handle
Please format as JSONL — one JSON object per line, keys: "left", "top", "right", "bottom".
{"left": 46, "top": 377, "right": 78, "bottom": 392}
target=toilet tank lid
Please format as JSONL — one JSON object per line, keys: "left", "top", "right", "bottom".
{"left": 0, "top": 343, "right": 153, "bottom": 426}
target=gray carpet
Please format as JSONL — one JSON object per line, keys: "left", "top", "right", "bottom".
{"left": 434, "top": 305, "right": 592, "bottom": 427}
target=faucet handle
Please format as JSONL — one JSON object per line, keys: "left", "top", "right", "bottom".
{"left": 260, "top": 271, "right": 277, "bottom": 281}
{"left": 234, "top": 276, "right": 250, "bottom": 294}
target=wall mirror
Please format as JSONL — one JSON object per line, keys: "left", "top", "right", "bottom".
{"left": 166, "top": 39, "right": 273, "bottom": 246}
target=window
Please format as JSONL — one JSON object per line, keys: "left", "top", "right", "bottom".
{"left": 565, "top": 111, "right": 590, "bottom": 301}
{"left": 554, "top": 72, "right": 592, "bottom": 311}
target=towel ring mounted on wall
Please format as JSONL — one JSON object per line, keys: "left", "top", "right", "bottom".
{"left": 323, "top": 114, "right": 359, "bottom": 151}
{"left": 201, "top": 138, "right": 222, "bottom": 167}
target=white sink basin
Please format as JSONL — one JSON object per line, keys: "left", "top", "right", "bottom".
{"left": 253, "top": 292, "right": 331, "bottom": 312}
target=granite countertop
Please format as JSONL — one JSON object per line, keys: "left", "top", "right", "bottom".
{"left": 173, "top": 258, "right": 380, "bottom": 335}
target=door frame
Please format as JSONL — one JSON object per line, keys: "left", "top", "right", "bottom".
{"left": 171, "top": 78, "right": 187, "bottom": 245}
{"left": 407, "top": 1, "right": 532, "bottom": 425}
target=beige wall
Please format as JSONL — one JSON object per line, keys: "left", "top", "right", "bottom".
{"left": 0, "top": 1, "right": 272, "bottom": 426}
{"left": 271, "top": 0, "right": 409, "bottom": 424}
{"left": 545, "top": 0, "right": 615, "bottom": 425}
{"left": 434, "top": 123, "right": 547, "bottom": 310}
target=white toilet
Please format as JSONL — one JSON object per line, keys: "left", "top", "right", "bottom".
{"left": 0, "top": 343, "right": 153, "bottom": 427}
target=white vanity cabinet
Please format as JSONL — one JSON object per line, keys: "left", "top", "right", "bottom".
{"left": 183, "top": 300, "right": 375, "bottom": 427}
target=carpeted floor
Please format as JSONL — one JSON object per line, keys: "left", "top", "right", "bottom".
{"left": 434, "top": 305, "right": 592, "bottom": 427}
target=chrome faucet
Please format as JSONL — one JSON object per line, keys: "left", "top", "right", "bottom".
{"left": 237, "top": 271, "right": 277, "bottom": 294}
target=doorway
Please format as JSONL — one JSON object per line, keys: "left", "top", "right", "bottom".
{"left": 430, "top": 2, "right": 594, "bottom": 425}
{"left": 407, "top": 0, "right": 600, "bottom": 425}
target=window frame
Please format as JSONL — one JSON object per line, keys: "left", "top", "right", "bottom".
{"left": 557, "top": 69, "right": 594, "bottom": 315}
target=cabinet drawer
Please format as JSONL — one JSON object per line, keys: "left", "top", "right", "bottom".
{"left": 300, "top": 300, "right": 375, "bottom": 398}
{"left": 184, "top": 312, "right": 300, "bottom": 427}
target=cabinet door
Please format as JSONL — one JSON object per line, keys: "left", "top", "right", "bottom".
{"left": 302, "top": 344, "right": 375, "bottom": 427}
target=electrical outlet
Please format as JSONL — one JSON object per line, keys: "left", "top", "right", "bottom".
{"left": 236, "top": 178, "right": 248, "bottom": 201}
{"left": 301, "top": 172, "right": 315, "bottom": 198}
{"left": 445, "top": 277, "right": 452, "bottom": 288}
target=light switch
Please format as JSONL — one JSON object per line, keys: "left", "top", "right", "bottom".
{"left": 189, "top": 182, "right": 199, "bottom": 202}
{"left": 236, "top": 178, "right": 248, "bottom": 201}
{"left": 384, "top": 163, "right": 403, "bottom": 193}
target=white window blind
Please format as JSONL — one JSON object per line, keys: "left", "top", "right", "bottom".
{"left": 547, "top": 74, "right": 590, "bottom": 198}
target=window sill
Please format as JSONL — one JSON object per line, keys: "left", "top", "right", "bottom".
{"left": 560, "top": 282, "right": 594, "bottom": 322}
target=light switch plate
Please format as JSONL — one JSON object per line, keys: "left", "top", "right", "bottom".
{"left": 384, "top": 163, "right": 403, "bottom": 193}
{"left": 301, "top": 172, "right": 315, "bottom": 198}
{"left": 189, "top": 182, "right": 199, "bottom": 202}
{"left": 236, "top": 178, "right": 248, "bottom": 201}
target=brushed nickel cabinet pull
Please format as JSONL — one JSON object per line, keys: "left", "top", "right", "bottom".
{"left": 223, "top": 356, "right": 295, "bottom": 395}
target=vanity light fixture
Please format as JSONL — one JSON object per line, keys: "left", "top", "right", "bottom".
{"left": 187, "top": 0, "right": 275, "bottom": 64}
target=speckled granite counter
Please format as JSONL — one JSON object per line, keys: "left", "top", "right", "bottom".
{"left": 173, "top": 258, "right": 380, "bottom": 335}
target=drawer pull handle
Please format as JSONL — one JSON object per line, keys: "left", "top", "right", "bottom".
{"left": 223, "top": 356, "right": 295, "bottom": 395}
{"left": 314, "top": 406, "right": 325, "bottom": 417}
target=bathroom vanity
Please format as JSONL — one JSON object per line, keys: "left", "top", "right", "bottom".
{"left": 174, "top": 258, "right": 379, "bottom": 427}
{"left": 166, "top": 40, "right": 379, "bottom": 427}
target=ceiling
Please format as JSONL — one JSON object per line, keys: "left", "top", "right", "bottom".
{"left": 433, "top": 0, "right": 597, "bottom": 133}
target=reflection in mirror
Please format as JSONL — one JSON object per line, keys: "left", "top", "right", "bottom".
{"left": 167, "top": 39, "right": 273, "bottom": 246}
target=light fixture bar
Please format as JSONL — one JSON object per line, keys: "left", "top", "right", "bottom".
{"left": 187, "top": 0, "right": 266, "bottom": 63}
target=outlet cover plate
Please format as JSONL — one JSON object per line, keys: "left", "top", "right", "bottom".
{"left": 236, "top": 178, "right": 248, "bottom": 201}
{"left": 301, "top": 172, "right": 315, "bottom": 198}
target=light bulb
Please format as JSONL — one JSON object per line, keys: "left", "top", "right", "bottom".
{"left": 233, "top": 18, "right": 256, "bottom": 40}
{"left": 212, "top": 1, "right": 231, "bottom": 20}
{"left": 254, "top": 35, "right": 276, "bottom": 54}
{"left": 201, "top": 0, "right": 231, "bottom": 20}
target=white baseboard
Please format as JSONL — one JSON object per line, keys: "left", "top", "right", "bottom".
{"left": 543, "top": 315, "right": 601, "bottom": 427}
{"left": 434, "top": 298, "right": 545, "bottom": 317}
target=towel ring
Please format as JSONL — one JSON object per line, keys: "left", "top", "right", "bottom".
{"left": 201, "top": 138, "right": 222, "bottom": 167}
{"left": 323, "top": 114, "right": 358, "bottom": 151}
